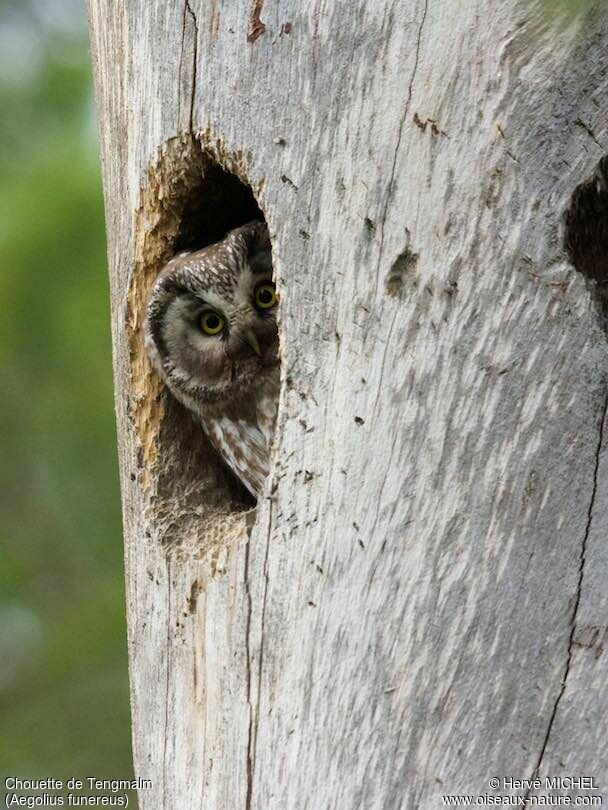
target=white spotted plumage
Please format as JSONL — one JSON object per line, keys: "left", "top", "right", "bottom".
{"left": 203, "top": 368, "right": 279, "bottom": 496}
{"left": 145, "top": 221, "right": 279, "bottom": 497}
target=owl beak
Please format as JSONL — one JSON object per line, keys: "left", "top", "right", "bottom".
{"left": 242, "top": 328, "right": 262, "bottom": 356}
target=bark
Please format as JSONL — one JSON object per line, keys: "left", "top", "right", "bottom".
{"left": 87, "top": 1, "right": 608, "bottom": 807}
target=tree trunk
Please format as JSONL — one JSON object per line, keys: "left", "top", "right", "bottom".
{"left": 87, "top": 1, "right": 608, "bottom": 807}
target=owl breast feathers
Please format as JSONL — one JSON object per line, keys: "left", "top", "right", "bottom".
{"left": 145, "top": 221, "right": 280, "bottom": 497}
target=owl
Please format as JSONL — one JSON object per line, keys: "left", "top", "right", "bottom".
{"left": 145, "top": 221, "right": 280, "bottom": 498}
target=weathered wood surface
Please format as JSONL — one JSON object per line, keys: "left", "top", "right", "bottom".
{"left": 88, "top": 1, "right": 608, "bottom": 807}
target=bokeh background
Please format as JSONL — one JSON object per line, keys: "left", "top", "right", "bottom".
{"left": 0, "top": 0, "right": 134, "bottom": 795}
{"left": 0, "top": 0, "right": 597, "bottom": 800}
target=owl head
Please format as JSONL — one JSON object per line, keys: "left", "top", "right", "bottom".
{"left": 145, "top": 221, "right": 279, "bottom": 409}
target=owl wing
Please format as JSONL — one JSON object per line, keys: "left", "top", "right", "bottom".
{"left": 256, "top": 367, "right": 280, "bottom": 448}
{"left": 202, "top": 368, "right": 280, "bottom": 497}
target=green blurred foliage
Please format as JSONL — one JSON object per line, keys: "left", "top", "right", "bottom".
{"left": 0, "top": 0, "right": 134, "bottom": 798}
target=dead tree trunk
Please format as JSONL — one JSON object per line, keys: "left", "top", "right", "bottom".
{"left": 88, "top": 1, "right": 608, "bottom": 807}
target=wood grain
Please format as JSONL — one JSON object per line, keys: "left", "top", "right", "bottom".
{"left": 87, "top": 1, "right": 608, "bottom": 806}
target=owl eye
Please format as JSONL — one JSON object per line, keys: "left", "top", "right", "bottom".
{"left": 200, "top": 311, "right": 225, "bottom": 335}
{"left": 254, "top": 282, "right": 278, "bottom": 310}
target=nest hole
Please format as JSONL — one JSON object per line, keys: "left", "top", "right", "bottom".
{"left": 565, "top": 154, "right": 608, "bottom": 328}
{"left": 175, "top": 161, "right": 264, "bottom": 253}
{"left": 132, "top": 135, "right": 268, "bottom": 552}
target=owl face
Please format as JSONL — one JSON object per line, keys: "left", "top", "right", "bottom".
{"left": 146, "top": 221, "right": 279, "bottom": 407}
